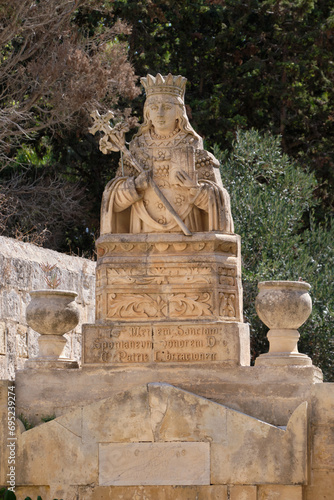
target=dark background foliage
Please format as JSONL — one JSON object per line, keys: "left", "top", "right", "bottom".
{"left": 0, "top": 0, "right": 333, "bottom": 378}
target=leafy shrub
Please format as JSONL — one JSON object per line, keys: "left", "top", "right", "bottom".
{"left": 216, "top": 129, "right": 334, "bottom": 380}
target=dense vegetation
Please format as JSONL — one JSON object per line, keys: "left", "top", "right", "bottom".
{"left": 0, "top": 0, "right": 333, "bottom": 378}
{"left": 217, "top": 129, "right": 334, "bottom": 379}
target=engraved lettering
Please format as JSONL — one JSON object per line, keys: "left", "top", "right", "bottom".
{"left": 155, "top": 351, "right": 217, "bottom": 362}
{"left": 190, "top": 339, "right": 203, "bottom": 347}
{"left": 157, "top": 327, "right": 171, "bottom": 336}
{"left": 163, "top": 339, "right": 190, "bottom": 348}
{"left": 118, "top": 351, "right": 149, "bottom": 363}
{"left": 206, "top": 336, "right": 216, "bottom": 347}
{"left": 85, "top": 322, "right": 233, "bottom": 365}
{"left": 130, "top": 327, "right": 150, "bottom": 337}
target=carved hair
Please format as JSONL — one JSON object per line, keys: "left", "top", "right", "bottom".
{"left": 134, "top": 94, "right": 203, "bottom": 147}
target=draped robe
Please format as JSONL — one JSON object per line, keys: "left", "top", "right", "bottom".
{"left": 100, "top": 130, "right": 234, "bottom": 235}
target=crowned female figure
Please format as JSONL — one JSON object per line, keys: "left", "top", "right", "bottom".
{"left": 100, "top": 73, "right": 234, "bottom": 235}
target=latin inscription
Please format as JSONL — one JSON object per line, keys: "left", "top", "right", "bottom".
{"left": 84, "top": 325, "right": 153, "bottom": 363}
{"left": 154, "top": 325, "right": 228, "bottom": 362}
{"left": 83, "top": 323, "right": 233, "bottom": 365}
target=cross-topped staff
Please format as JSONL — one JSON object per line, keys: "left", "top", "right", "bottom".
{"left": 89, "top": 110, "right": 192, "bottom": 236}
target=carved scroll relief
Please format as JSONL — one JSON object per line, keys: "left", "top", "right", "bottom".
{"left": 107, "top": 293, "right": 168, "bottom": 320}
{"left": 106, "top": 292, "right": 213, "bottom": 320}
{"left": 105, "top": 266, "right": 213, "bottom": 286}
{"left": 95, "top": 261, "right": 241, "bottom": 322}
{"left": 219, "top": 292, "right": 237, "bottom": 319}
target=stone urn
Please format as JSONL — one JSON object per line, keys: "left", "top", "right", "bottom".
{"left": 26, "top": 290, "right": 80, "bottom": 368}
{"left": 254, "top": 281, "right": 312, "bottom": 366}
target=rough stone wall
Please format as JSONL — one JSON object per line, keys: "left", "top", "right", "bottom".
{"left": 0, "top": 236, "right": 96, "bottom": 379}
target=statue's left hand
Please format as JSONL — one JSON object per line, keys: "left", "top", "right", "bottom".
{"left": 173, "top": 170, "right": 199, "bottom": 189}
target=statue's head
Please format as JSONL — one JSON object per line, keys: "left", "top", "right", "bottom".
{"left": 136, "top": 73, "right": 202, "bottom": 143}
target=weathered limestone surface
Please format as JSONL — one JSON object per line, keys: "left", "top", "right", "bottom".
{"left": 17, "top": 418, "right": 98, "bottom": 485}
{"left": 93, "top": 74, "right": 234, "bottom": 237}
{"left": 13, "top": 486, "right": 50, "bottom": 500}
{"left": 83, "top": 321, "right": 249, "bottom": 365}
{"left": 99, "top": 442, "right": 210, "bottom": 486}
{"left": 229, "top": 485, "right": 257, "bottom": 500}
{"left": 85, "top": 232, "right": 249, "bottom": 367}
{"left": 210, "top": 400, "right": 307, "bottom": 485}
{"left": 12, "top": 359, "right": 333, "bottom": 499}
{"left": 15, "top": 364, "right": 322, "bottom": 427}
{"left": 58, "top": 485, "right": 229, "bottom": 500}
{"left": 0, "top": 235, "right": 95, "bottom": 379}
{"left": 85, "top": 74, "right": 250, "bottom": 370}
{"left": 305, "top": 470, "right": 334, "bottom": 500}
{"left": 95, "top": 233, "right": 242, "bottom": 323}
{"left": 15, "top": 383, "right": 308, "bottom": 489}
{"left": 305, "top": 383, "right": 334, "bottom": 499}
{"left": 257, "top": 485, "right": 303, "bottom": 499}
{"left": 255, "top": 281, "right": 313, "bottom": 366}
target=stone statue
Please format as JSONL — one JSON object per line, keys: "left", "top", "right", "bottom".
{"left": 90, "top": 73, "right": 234, "bottom": 236}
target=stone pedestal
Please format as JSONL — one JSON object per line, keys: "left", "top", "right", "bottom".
{"left": 255, "top": 281, "right": 313, "bottom": 367}
{"left": 83, "top": 232, "right": 250, "bottom": 367}
{"left": 255, "top": 329, "right": 312, "bottom": 366}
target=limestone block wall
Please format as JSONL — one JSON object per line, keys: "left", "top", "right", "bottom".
{"left": 0, "top": 236, "right": 96, "bottom": 379}
{"left": 1, "top": 380, "right": 332, "bottom": 500}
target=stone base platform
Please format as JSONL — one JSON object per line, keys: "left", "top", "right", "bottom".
{"left": 2, "top": 370, "right": 333, "bottom": 500}
{"left": 8, "top": 383, "right": 311, "bottom": 497}
{"left": 16, "top": 364, "right": 322, "bottom": 427}
{"left": 6, "top": 484, "right": 306, "bottom": 500}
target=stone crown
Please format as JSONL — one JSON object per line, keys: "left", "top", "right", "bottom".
{"left": 141, "top": 73, "right": 187, "bottom": 100}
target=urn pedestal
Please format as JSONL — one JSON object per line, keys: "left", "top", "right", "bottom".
{"left": 255, "top": 281, "right": 312, "bottom": 366}
{"left": 26, "top": 290, "right": 80, "bottom": 369}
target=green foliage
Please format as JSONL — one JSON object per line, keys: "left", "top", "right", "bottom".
{"left": 0, "top": 488, "right": 16, "bottom": 500}
{"left": 0, "top": 490, "right": 62, "bottom": 500}
{"left": 18, "top": 413, "right": 34, "bottom": 431}
{"left": 216, "top": 129, "right": 334, "bottom": 380}
{"left": 112, "top": 0, "right": 334, "bottom": 211}
{"left": 2, "top": 0, "right": 333, "bottom": 256}
{"left": 15, "top": 139, "right": 53, "bottom": 168}
{"left": 24, "top": 496, "right": 61, "bottom": 500}
{"left": 40, "top": 414, "right": 56, "bottom": 423}
{"left": 0, "top": 0, "right": 139, "bottom": 255}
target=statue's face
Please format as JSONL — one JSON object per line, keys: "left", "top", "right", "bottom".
{"left": 146, "top": 96, "right": 179, "bottom": 136}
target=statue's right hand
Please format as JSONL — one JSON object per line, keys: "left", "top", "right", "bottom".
{"left": 134, "top": 171, "right": 150, "bottom": 192}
